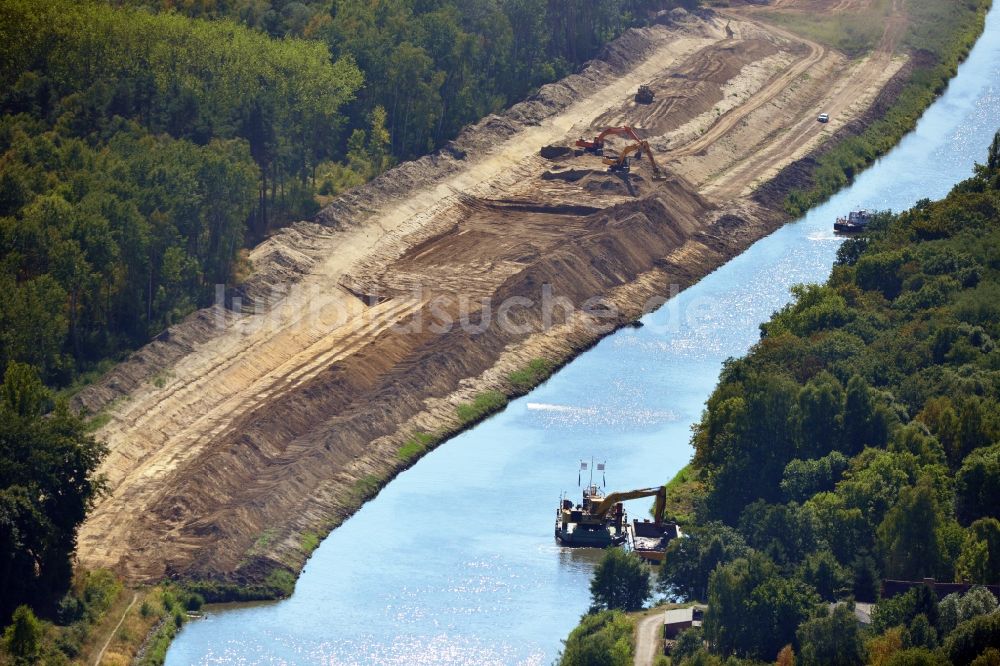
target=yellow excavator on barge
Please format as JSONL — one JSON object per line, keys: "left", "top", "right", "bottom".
{"left": 555, "top": 462, "right": 681, "bottom": 562}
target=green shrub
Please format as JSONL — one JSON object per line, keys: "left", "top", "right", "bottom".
{"left": 136, "top": 615, "right": 180, "bottom": 666}
{"left": 559, "top": 610, "right": 634, "bottom": 666}
{"left": 508, "top": 358, "right": 555, "bottom": 391}
{"left": 160, "top": 590, "right": 178, "bottom": 612}
{"left": 300, "top": 531, "right": 320, "bottom": 555}
{"left": 263, "top": 569, "right": 296, "bottom": 598}
{"left": 945, "top": 612, "right": 1000, "bottom": 664}
{"left": 397, "top": 431, "right": 437, "bottom": 462}
{"left": 351, "top": 474, "right": 382, "bottom": 502}
{"left": 455, "top": 390, "right": 508, "bottom": 425}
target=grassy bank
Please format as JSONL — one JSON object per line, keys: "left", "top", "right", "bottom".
{"left": 663, "top": 464, "right": 705, "bottom": 526}
{"left": 0, "top": 571, "right": 202, "bottom": 666}
{"left": 784, "top": 0, "right": 992, "bottom": 215}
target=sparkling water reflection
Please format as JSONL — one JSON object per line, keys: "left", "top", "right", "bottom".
{"left": 168, "top": 11, "right": 1000, "bottom": 664}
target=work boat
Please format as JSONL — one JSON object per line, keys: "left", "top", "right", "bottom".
{"left": 834, "top": 209, "right": 872, "bottom": 233}
{"left": 555, "top": 461, "right": 674, "bottom": 549}
{"left": 554, "top": 483, "right": 628, "bottom": 548}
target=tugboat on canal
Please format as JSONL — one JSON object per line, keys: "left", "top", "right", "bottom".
{"left": 555, "top": 460, "right": 626, "bottom": 547}
{"left": 834, "top": 209, "right": 872, "bottom": 233}
{"left": 555, "top": 460, "right": 670, "bottom": 550}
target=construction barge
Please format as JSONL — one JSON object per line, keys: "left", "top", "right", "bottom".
{"left": 834, "top": 209, "right": 872, "bottom": 233}
{"left": 555, "top": 462, "right": 681, "bottom": 562}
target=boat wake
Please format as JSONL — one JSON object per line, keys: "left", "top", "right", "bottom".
{"left": 525, "top": 402, "right": 677, "bottom": 427}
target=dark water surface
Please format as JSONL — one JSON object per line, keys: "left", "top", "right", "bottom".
{"left": 168, "top": 11, "right": 1000, "bottom": 664}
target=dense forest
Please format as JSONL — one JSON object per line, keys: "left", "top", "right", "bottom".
{"left": 647, "top": 132, "right": 1000, "bottom": 664}
{"left": 131, "top": 0, "right": 681, "bottom": 160}
{"left": 0, "top": 0, "right": 682, "bottom": 392}
{"left": 0, "top": 0, "right": 362, "bottom": 386}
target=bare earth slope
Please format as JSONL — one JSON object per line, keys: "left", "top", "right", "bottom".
{"left": 74, "top": 3, "right": 906, "bottom": 583}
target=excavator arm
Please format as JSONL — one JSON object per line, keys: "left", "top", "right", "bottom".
{"left": 602, "top": 142, "right": 643, "bottom": 168}
{"left": 640, "top": 141, "right": 666, "bottom": 180}
{"left": 593, "top": 486, "right": 667, "bottom": 522}
{"left": 604, "top": 141, "right": 666, "bottom": 180}
{"left": 602, "top": 141, "right": 666, "bottom": 180}
{"left": 575, "top": 126, "right": 643, "bottom": 151}
{"left": 596, "top": 126, "right": 643, "bottom": 145}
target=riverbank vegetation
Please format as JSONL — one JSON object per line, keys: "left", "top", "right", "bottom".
{"left": 0, "top": 364, "right": 105, "bottom": 623}
{"left": 560, "top": 610, "right": 636, "bottom": 666}
{"left": 557, "top": 550, "right": 649, "bottom": 664}
{"left": 0, "top": 572, "right": 200, "bottom": 665}
{"left": 653, "top": 132, "right": 1000, "bottom": 663}
{"left": 784, "top": 0, "right": 991, "bottom": 216}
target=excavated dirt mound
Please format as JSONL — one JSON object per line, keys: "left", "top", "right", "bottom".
{"left": 111, "top": 184, "right": 772, "bottom": 582}
{"left": 540, "top": 145, "right": 575, "bottom": 159}
{"left": 583, "top": 175, "right": 642, "bottom": 196}
{"left": 542, "top": 167, "right": 595, "bottom": 182}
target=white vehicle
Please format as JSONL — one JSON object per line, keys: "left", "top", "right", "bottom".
{"left": 818, "top": 113, "right": 830, "bottom": 123}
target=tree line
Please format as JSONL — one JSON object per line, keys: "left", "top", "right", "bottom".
{"left": 650, "top": 131, "right": 1000, "bottom": 664}
{"left": 134, "top": 0, "right": 692, "bottom": 175}
{"left": 559, "top": 131, "right": 1000, "bottom": 666}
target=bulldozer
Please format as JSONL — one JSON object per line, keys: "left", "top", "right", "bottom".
{"left": 635, "top": 84, "right": 655, "bottom": 104}
{"left": 603, "top": 140, "right": 667, "bottom": 180}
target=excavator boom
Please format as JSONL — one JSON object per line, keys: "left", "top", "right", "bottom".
{"left": 603, "top": 140, "right": 666, "bottom": 180}
{"left": 593, "top": 486, "right": 667, "bottom": 522}
{"left": 575, "top": 126, "right": 643, "bottom": 152}
{"left": 642, "top": 141, "right": 666, "bottom": 180}
{"left": 603, "top": 142, "right": 643, "bottom": 171}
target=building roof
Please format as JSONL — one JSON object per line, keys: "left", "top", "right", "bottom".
{"left": 664, "top": 608, "right": 698, "bottom": 626}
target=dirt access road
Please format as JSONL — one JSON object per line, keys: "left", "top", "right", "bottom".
{"left": 634, "top": 611, "right": 667, "bottom": 666}
{"left": 75, "top": 1, "right": 907, "bottom": 584}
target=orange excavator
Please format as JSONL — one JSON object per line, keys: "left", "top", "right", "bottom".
{"left": 603, "top": 140, "right": 666, "bottom": 180}
{"left": 575, "top": 126, "right": 644, "bottom": 155}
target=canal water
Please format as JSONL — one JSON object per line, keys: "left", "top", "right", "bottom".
{"left": 167, "top": 10, "right": 1000, "bottom": 665}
